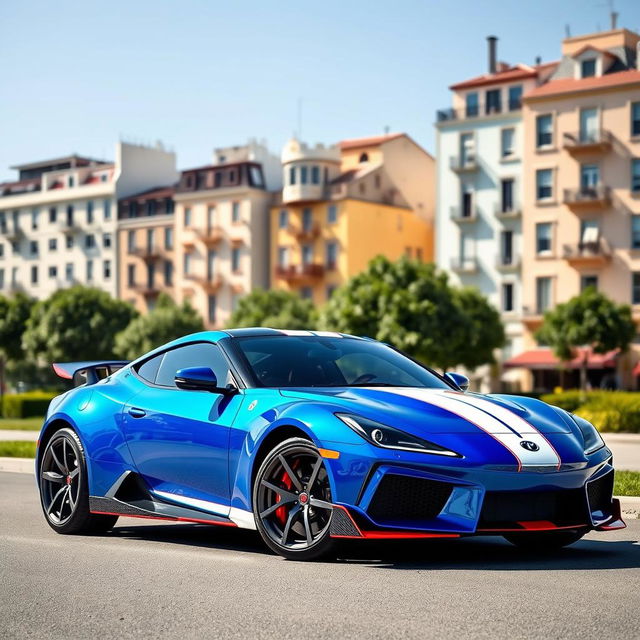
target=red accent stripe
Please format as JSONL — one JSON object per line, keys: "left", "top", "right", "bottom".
{"left": 517, "top": 520, "right": 556, "bottom": 530}
{"left": 91, "top": 511, "right": 237, "bottom": 527}
{"left": 52, "top": 364, "right": 72, "bottom": 379}
{"left": 477, "top": 522, "right": 587, "bottom": 532}
{"left": 360, "top": 531, "right": 460, "bottom": 539}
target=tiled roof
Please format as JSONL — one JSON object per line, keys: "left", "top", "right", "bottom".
{"left": 339, "top": 133, "right": 404, "bottom": 150}
{"left": 449, "top": 62, "right": 557, "bottom": 90}
{"left": 121, "top": 185, "right": 176, "bottom": 202}
{"left": 525, "top": 68, "right": 640, "bottom": 99}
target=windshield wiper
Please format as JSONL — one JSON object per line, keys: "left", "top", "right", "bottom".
{"left": 343, "top": 382, "right": 413, "bottom": 388}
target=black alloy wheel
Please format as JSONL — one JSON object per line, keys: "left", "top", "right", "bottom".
{"left": 253, "top": 437, "right": 335, "bottom": 560}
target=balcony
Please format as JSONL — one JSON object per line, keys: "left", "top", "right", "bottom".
{"left": 1, "top": 224, "right": 23, "bottom": 241}
{"left": 450, "top": 256, "right": 478, "bottom": 274}
{"left": 522, "top": 306, "right": 545, "bottom": 327}
{"left": 495, "top": 254, "right": 521, "bottom": 271}
{"left": 295, "top": 225, "right": 322, "bottom": 242}
{"left": 563, "top": 239, "right": 611, "bottom": 267}
{"left": 449, "top": 206, "right": 478, "bottom": 223}
{"left": 449, "top": 156, "right": 478, "bottom": 173}
{"left": 130, "top": 246, "right": 164, "bottom": 262}
{"left": 494, "top": 204, "right": 521, "bottom": 220}
{"left": 59, "top": 218, "right": 81, "bottom": 234}
{"left": 436, "top": 100, "right": 521, "bottom": 123}
{"left": 131, "top": 283, "right": 161, "bottom": 298}
{"left": 275, "top": 263, "right": 325, "bottom": 282}
{"left": 194, "top": 226, "right": 224, "bottom": 246}
{"left": 563, "top": 130, "right": 613, "bottom": 155}
{"left": 184, "top": 273, "right": 224, "bottom": 293}
{"left": 563, "top": 185, "right": 611, "bottom": 211}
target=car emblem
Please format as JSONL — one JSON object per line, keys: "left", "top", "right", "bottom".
{"left": 248, "top": 400, "right": 258, "bottom": 411}
{"left": 520, "top": 440, "right": 540, "bottom": 452}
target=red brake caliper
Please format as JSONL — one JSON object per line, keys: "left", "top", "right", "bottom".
{"left": 275, "top": 459, "right": 299, "bottom": 526}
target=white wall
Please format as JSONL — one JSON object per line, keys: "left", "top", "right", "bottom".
{"left": 115, "top": 142, "right": 179, "bottom": 199}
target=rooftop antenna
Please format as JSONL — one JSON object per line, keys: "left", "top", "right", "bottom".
{"left": 296, "top": 97, "right": 303, "bottom": 140}
{"left": 384, "top": 125, "right": 390, "bottom": 135}
{"left": 565, "top": 24, "right": 571, "bottom": 37}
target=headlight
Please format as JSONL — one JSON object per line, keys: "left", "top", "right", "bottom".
{"left": 336, "top": 413, "right": 462, "bottom": 457}
{"left": 572, "top": 414, "right": 605, "bottom": 455}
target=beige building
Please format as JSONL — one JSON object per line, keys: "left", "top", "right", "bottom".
{"left": 174, "top": 142, "right": 281, "bottom": 329}
{"left": 513, "top": 28, "right": 640, "bottom": 390}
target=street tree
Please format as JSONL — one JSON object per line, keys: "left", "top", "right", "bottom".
{"left": 115, "top": 294, "right": 204, "bottom": 360}
{"left": 0, "top": 292, "right": 36, "bottom": 396}
{"left": 535, "top": 287, "right": 635, "bottom": 391}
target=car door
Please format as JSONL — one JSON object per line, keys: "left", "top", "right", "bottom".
{"left": 122, "top": 341, "right": 243, "bottom": 513}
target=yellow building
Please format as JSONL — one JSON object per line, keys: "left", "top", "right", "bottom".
{"left": 270, "top": 134, "right": 435, "bottom": 304}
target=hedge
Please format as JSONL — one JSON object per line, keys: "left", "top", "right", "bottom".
{"left": 540, "top": 390, "right": 640, "bottom": 433}
{"left": 1, "top": 391, "right": 58, "bottom": 419}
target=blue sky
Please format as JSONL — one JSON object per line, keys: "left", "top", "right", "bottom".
{"left": 1, "top": 0, "right": 638, "bottom": 181}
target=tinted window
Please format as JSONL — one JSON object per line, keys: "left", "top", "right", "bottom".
{"left": 154, "top": 342, "right": 230, "bottom": 388}
{"left": 235, "top": 336, "right": 450, "bottom": 389}
{"left": 136, "top": 354, "right": 164, "bottom": 383}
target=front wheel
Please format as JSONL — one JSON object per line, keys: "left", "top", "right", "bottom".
{"left": 503, "top": 528, "right": 588, "bottom": 551}
{"left": 253, "top": 437, "right": 336, "bottom": 561}
{"left": 39, "top": 427, "right": 118, "bottom": 534}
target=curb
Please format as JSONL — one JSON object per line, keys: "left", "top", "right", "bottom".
{"left": 0, "top": 457, "right": 638, "bottom": 519}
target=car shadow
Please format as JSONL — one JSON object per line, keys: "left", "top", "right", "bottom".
{"left": 107, "top": 521, "right": 640, "bottom": 571}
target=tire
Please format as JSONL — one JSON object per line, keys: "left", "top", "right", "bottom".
{"left": 253, "top": 437, "right": 336, "bottom": 561}
{"left": 503, "top": 528, "right": 588, "bottom": 551}
{"left": 39, "top": 427, "right": 118, "bottom": 535}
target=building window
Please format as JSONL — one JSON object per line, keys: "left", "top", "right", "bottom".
{"left": 581, "top": 275, "right": 598, "bottom": 291}
{"left": 0, "top": 268, "right": 3, "bottom": 288}
{"left": 103, "top": 233, "right": 112, "bottom": 248}
{"left": 164, "top": 198, "right": 174, "bottom": 214}
{"left": 580, "top": 164, "right": 600, "bottom": 192}
{"left": 48, "top": 266, "right": 57, "bottom": 279}
{"left": 66, "top": 235, "right": 73, "bottom": 249}
{"left": 302, "top": 207, "right": 313, "bottom": 232}
{"left": 632, "top": 159, "right": 640, "bottom": 193}
{"left": 184, "top": 253, "right": 191, "bottom": 275}
{"left": 129, "top": 201, "right": 138, "bottom": 218}
{"left": 127, "top": 264, "right": 135, "bottom": 286}
{"left": 579, "top": 108, "right": 598, "bottom": 143}
{"left": 127, "top": 230, "right": 136, "bottom": 253}
{"left": 485, "top": 88, "right": 501, "bottom": 114}
{"left": 48, "top": 238, "right": 57, "bottom": 252}
{"left": 300, "top": 166, "right": 308, "bottom": 185}
{"left": 279, "top": 209, "right": 289, "bottom": 229}
{"left": 326, "top": 241, "right": 338, "bottom": 269}
{"left": 536, "top": 114, "right": 553, "bottom": 147}
{"left": 633, "top": 273, "right": 640, "bottom": 304}
{"left": 0, "top": 244, "right": 3, "bottom": 258}
{"left": 146, "top": 200, "right": 156, "bottom": 216}
{"left": 536, "top": 169, "right": 553, "bottom": 200}
{"left": 632, "top": 215, "right": 640, "bottom": 249}
{"left": 103, "top": 260, "right": 111, "bottom": 279}
{"left": 231, "top": 247, "right": 241, "bottom": 272}
{"left": 104, "top": 199, "right": 112, "bottom": 220}
{"left": 501, "top": 128, "right": 515, "bottom": 158}
{"left": 501, "top": 178, "right": 515, "bottom": 212}
{"left": 536, "top": 222, "right": 552, "bottom": 254}
{"left": 184, "top": 207, "right": 192, "bottom": 227}
{"left": 502, "top": 283, "right": 514, "bottom": 312}
{"left": 289, "top": 166, "right": 296, "bottom": 185}
{"left": 208, "top": 295, "right": 217, "bottom": 324}
{"left": 581, "top": 58, "right": 596, "bottom": 78}
{"left": 300, "top": 287, "right": 312, "bottom": 300}
{"left": 359, "top": 153, "right": 369, "bottom": 163}
{"left": 31, "top": 265, "right": 38, "bottom": 285}
{"left": 327, "top": 205, "right": 337, "bottom": 224}
{"left": 49, "top": 207, "right": 57, "bottom": 223}
{"left": 301, "top": 245, "right": 313, "bottom": 265}
{"left": 164, "top": 227, "right": 173, "bottom": 250}
{"left": 31, "top": 208, "right": 39, "bottom": 230}
{"left": 85, "top": 234, "right": 96, "bottom": 249}
{"left": 65, "top": 263, "right": 73, "bottom": 281}
{"left": 87, "top": 201, "right": 94, "bottom": 224}
{"left": 11, "top": 241, "right": 18, "bottom": 255}
{"left": 508, "top": 85, "right": 522, "bottom": 110}
{"left": 87, "top": 260, "right": 94, "bottom": 281}
{"left": 30, "top": 241, "right": 38, "bottom": 256}
{"left": 536, "top": 277, "right": 552, "bottom": 313}
{"left": 66, "top": 204, "right": 74, "bottom": 225}
{"left": 631, "top": 102, "right": 640, "bottom": 137}
{"left": 68, "top": 176, "right": 74, "bottom": 188}
{"left": 147, "top": 229, "right": 154, "bottom": 251}
{"left": 465, "top": 92, "right": 479, "bottom": 117}
{"left": 500, "top": 230, "right": 514, "bottom": 265}
{"left": 164, "top": 260, "right": 173, "bottom": 286}
{"left": 326, "top": 285, "right": 336, "bottom": 299}
{"left": 278, "top": 246, "right": 289, "bottom": 268}
{"left": 231, "top": 202, "right": 240, "bottom": 223}
{"left": 311, "top": 166, "right": 320, "bottom": 184}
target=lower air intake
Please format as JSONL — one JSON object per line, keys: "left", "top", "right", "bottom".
{"left": 367, "top": 474, "right": 454, "bottom": 523}
{"left": 587, "top": 471, "right": 614, "bottom": 514}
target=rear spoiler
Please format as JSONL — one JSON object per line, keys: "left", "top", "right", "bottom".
{"left": 52, "top": 361, "right": 129, "bottom": 387}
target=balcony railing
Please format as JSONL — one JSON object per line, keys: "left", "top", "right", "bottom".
{"left": 563, "top": 129, "right": 613, "bottom": 154}
{"left": 562, "top": 238, "right": 611, "bottom": 265}
{"left": 295, "top": 225, "right": 322, "bottom": 242}
{"left": 130, "top": 246, "right": 164, "bottom": 262}
{"left": 495, "top": 254, "right": 521, "bottom": 270}
{"left": 450, "top": 256, "right": 478, "bottom": 274}
{"left": 563, "top": 185, "right": 611, "bottom": 209}
{"left": 194, "top": 226, "right": 224, "bottom": 246}
{"left": 0, "top": 224, "right": 23, "bottom": 240}
{"left": 131, "top": 283, "right": 161, "bottom": 297}
{"left": 275, "top": 263, "right": 325, "bottom": 281}
{"left": 450, "top": 206, "right": 478, "bottom": 222}
{"left": 185, "top": 273, "right": 224, "bottom": 293}
{"left": 449, "top": 156, "right": 478, "bottom": 172}
{"left": 494, "top": 204, "right": 521, "bottom": 219}
{"left": 436, "top": 99, "right": 521, "bottom": 123}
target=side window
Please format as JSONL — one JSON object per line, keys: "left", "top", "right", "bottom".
{"left": 154, "top": 342, "right": 230, "bottom": 388}
{"left": 136, "top": 354, "right": 164, "bottom": 383}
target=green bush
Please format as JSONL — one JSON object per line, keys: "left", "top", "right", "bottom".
{"left": 1, "top": 391, "right": 57, "bottom": 418}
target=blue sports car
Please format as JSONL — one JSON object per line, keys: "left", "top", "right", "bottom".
{"left": 37, "top": 328, "right": 625, "bottom": 560}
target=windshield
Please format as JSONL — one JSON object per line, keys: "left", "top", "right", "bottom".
{"left": 234, "top": 335, "right": 450, "bottom": 389}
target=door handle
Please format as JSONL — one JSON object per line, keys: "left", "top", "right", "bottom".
{"left": 128, "top": 407, "right": 146, "bottom": 418}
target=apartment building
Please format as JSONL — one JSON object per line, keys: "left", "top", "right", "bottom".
{"left": 435, "top": 37, "right": 556, "bottom": 391}
{"left": 118, "top": 186, "right": 176, "bottom": 312}
{"left": 0, "top": 143, "right": 178, "bottom": 299}
{"left": 174, "top": 141, "right": 281, "bottom": 329}
{"left": 512, "top": 28, "right": 640, "bottom": 390}
{"left": 271, "top": 133, "right": 435, "bottom": 305}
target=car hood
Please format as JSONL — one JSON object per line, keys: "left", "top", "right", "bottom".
{"left": 279, "top": 387, "right": 574, "bottom": 436}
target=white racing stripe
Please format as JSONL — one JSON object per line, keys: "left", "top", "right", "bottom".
{"left": 372, "top": 388, "right": 561, "bottom": 471}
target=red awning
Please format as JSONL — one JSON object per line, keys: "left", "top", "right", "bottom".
{"left": 504, "top": 348, "right": 618, "bottom": 370}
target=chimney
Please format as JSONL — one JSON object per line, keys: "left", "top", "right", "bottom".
{"left": 535, "top": 56, "right": 542, "bottom": 66}
{"left": 487, "top": 36, "right": 498, "bottom": 74}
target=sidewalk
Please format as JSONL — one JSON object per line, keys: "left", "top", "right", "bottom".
{"left": 0, "top": 430, "right": 38, "bottom": 441}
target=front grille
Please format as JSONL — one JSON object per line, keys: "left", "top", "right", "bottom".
{"left": 367, "top": 474, "right": 454, "bottom": 523}
{"left": 587, "top": 471, "right": 614, "bottom": 514}
{"left": 479, "top": 489, "right": 588, "bottom": 528}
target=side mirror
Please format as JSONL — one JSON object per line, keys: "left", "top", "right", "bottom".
{"left": 175, "top": 367, "right": 232, "bottom": 394}
{"left": 445, "top": 372, "right": 470, "bottom": 392}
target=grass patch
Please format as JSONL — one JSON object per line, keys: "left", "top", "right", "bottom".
{"left": 614, "top": 470, "right": 640, "bottom": 497}
{"left": 0, "top": 417, "right": 43, "bottom": 431}
{"left": 0, "top": 441, "right": 37, "bottom": 458}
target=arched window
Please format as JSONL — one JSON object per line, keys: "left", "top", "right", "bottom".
{"left": 359, "top": 152, "right": 369, "bottom": 163}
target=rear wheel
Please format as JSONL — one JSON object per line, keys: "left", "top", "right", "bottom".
{"left": 39, "top": 427, "right": 118, "bottom": 534}
{"left": 253, "top": 437, "right": 335, "bottom": 561}
{"left": 503, "top": 529, "right": 588, "bottom": 551}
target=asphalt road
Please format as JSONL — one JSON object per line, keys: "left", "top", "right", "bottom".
{"left": 1, "top": 472, "right": 639, "bottom": 640}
